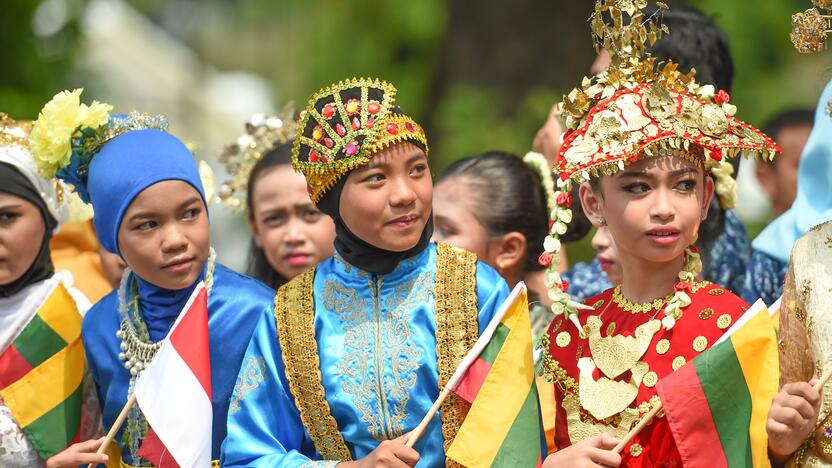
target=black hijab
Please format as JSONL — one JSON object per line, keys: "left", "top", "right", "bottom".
{"left": 318, "top": 175, "right": 433, "bottom": 276}
{"left": 0, "top": 163, "right": 57, "bottom": 298}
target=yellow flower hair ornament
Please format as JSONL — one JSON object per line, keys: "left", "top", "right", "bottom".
{"left": 30, "top": 89, "right": 167, "bottom": 203}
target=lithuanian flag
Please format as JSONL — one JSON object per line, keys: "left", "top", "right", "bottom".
{"left": 447, "top": 283, "right": 547, "bottom": 467}
{"left": 656, "top": 300, "right": 779, "bottom": 468}
{"left": 0, "top": 283, "right": 85, "bottom": 460}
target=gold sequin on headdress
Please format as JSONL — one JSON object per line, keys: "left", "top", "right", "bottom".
{"left": 217, "top": 108, "right": 297, "bottom": 212}
{"left": 537, "top": 0, "right": 779, "bottom": 334}
{"left": 292, "top": 78, "right": 428, "bottom": 204}
{"left": 791, "top": 1, "right": 832, "bottom": 53}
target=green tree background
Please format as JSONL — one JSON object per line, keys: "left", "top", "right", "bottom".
{"left": 4, "top": 0, "right": 830, "bottom": 263}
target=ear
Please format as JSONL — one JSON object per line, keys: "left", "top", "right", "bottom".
{"left": 248, "top": 215, "right": 264, "bottom": 249}
{"left": 578, "top": 182, "right": 605, "bottom": 227}
{"left": 701, "top": 173, "right": 716, "bottom": 220}
{"left": 492, "top": 232, "right": 527, "bottom": 281}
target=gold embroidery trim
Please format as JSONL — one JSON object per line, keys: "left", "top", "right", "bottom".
{"left": 434, "top": 242, "right": 479, "bottom": 468}
{"left": 275, "top": 268, "right": 353, "bottom": 461}
{"left": 611, "top": 281, "right": 709, "bottom": 314}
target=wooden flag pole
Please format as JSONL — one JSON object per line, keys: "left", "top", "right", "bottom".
{"left": 87, "top": 393, "right": 137, "bottom": 468}
{"left": 814, "top": 368, "right": 832, "bottom": 392}
{"left": 406, "top": 387, "right": 451, "bottom": 448}
{"left": 613, "top": 403, "right": 662, "bottom": 453}
{"left": 613, "top": 368, "right": 832, "bottom": 454}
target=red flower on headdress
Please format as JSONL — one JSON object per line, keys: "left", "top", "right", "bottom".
{"left": 559, "top": 280, "right": 570, "bottom": 292}
{"left": 556, "top": 191, "right": 572, "bottom": 207}
{"left": 709, "top": 147, "right": 723, "bottom": 162}
{"left": 714, "top": 90, "right": 731, "bottom": 105}
{"left": 674, "top": 281, "right": 691, "bottom": 293}
{"left": 538, "top": 252, "right": 553, "bottom": 267}
{"left": 689, "top": 245, "right": 700, "bottom": 254}
{"left": 548, "top": 220, "right": 555, "bottom": 231}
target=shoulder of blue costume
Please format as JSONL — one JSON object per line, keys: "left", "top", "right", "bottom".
{"left": 81, "top": 287, "right": 120, "bottom": 342}
{"left": 210, "top": 263, "right": 276, "bottom": 301}
{"left": 473, "top": 259, "right": 510, "bottom": 334}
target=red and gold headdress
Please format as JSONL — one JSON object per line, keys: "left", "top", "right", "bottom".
{"left": 292, "top": 78, "right": 428, "bottom": 204}
{"left": 542, "top": 0, "right": 780, "bottom": 332}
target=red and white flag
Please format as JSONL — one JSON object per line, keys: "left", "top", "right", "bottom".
{"left": 134, "top": 282, "right": 212, "bottom": 467}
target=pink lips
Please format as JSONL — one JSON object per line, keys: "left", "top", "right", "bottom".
{"left": 163, "top": 257, "right": 194, "bottom": 273}
{"left": 387, "top": 214, "right": 418, "bottom": 229}
{"left": 646, "top": 227, "right": 681, "bottom": 246}
{"left": 285, "top": 253, "right": 310, "bottom": 267}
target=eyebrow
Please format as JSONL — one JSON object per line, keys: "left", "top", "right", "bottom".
{"left": 353, "top": 152, "right": 427, "bottom": 174}
{"left": 615, "top": 167, "right": 697, "bottom": 180}
{"left": 126, "top": 196, "right": 202, "bottom": 223}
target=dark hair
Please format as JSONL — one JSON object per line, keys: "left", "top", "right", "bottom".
{"left": 644, "top": 4, "right": 734, "bottom": 275}
{"left": 244, "top": 142, "right": 294, "bottom": 289}
{"left": 761, "top": 109, "right": 815, "bottom": 166}
{"left": 646, "top": 5, "right": 734, "bottom": 93}
{"left": 435, "top": 151, "right": 549, "bottom": 274}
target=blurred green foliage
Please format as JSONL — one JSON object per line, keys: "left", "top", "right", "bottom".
{"left": 4, "top": 0, "right": 830, "bottom": 263}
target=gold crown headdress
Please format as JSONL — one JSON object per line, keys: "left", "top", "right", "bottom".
{"left": 292, "top": 77, "right": 428, "bottom": 204}
{"left": 217, "top": 108, "right": 297, "bottom": 212}
{"left": 790, "top": 1, "right": 832, "bottom": 53}
{"left": 541, "top": 0, "right": 780, "bottom": 333}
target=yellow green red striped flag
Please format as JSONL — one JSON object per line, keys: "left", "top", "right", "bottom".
{"left": 447, "top": 283, "right": 546, "bottom": 467}
{"left": 656, "top": 299, "right": 779, "bottom": 468}
{"left": 0, "top": 283, "right": 86, "bottom": 460}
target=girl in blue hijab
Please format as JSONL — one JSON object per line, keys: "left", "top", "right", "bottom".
{"left": 31, "top": 89, "right": 274, "bottom": 467}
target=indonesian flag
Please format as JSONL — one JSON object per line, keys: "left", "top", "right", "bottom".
{"left": 134, "top": 282, "right": 212, "bottom": 467}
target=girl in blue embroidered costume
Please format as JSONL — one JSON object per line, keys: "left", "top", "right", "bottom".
{"left": 29, "top": 89, "right": 275, "bottom": 467}
{"left": 220, "top": 78, "right": 511, "bottom": 468}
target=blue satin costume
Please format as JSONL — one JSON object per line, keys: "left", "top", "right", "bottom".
{"left": 83, "top": 264, "right": 274, "bottom": 464}
{"left": 221, "top": 243, "right": 510, "bottom": 467}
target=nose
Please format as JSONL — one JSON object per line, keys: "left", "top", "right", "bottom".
{"left": 649, "top": 187, "right": 675, "bottom": 222}
{"left": 389, "top": 175, "right": 417, "bottom": 207}
{"left": 591, "top": 227, "right": 610, "bottom": 251}
{"left": 283, "top": 218, "right": 306, "bottom": 246}
{"left": 161, "top": 224, "right": 188, "bottom": 253}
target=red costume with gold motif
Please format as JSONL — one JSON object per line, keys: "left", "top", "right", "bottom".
{"left": 540, "top": 282, "right": 748, "bottom": 466}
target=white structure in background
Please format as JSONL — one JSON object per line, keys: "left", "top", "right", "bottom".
{"left": 75, "top": 0, "right": 275, "bottom": 270}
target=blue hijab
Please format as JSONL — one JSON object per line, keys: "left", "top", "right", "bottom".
{"left": 86, "top": 126, "right": 207, "bottom": 339}
{"left": 752, "top": 79, "right": 832, "bottom": 263}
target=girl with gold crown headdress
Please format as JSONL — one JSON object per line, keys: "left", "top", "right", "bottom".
{"left": 28, "top": 90, "right": 275, "bottom": 467}
{"left": 537, "top": 1, "right": 780, "bottom": 466}
{"left": 222, "top": 78, "right": 512, "bottom": 467}
{"left": 217, "top": 109, "right": 335, "bottom": 290}
{"left": 0, "top": 113, "right": 105, "bottom": 467}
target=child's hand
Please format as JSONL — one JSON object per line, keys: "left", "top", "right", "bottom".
{"left": 338, "top": 433, "right": 419, "bottom": 468}
{"left": 541, "top": 433, "right": 622, "bottom": 467}
{"left": 46, "top": 437, "right": 108, "bottom": 468}
{"left": 767, "top": 381, "right": 821, "bottom": 463}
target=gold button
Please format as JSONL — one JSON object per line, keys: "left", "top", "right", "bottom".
{"left": 630, "top": 443, "right": 643, "bottom": 457}
{"left": 643, "top": 371, "right": 658, "bottom": 387}
{"left": 556, "top": 331, "right": 571, "bottom": 347}
{"left": 717, "top": 314, "right": 732, "bottom": 330}
{"left": 693, "top": 336, "right": 708, "bottom": 352}
{"left": 655, "top": 338, "right": 670, "bottom": 355}
{"left": 709, "top": 288, "right": 725, "bottom": 296}
{"left": 698, "top": 308, "right": 714, "bottom": 320}
{"left": 592, "top": 299, "right": 605, "bottom": 310}
{"left": 672, "top": 356, "right": 686, "bottom": 370}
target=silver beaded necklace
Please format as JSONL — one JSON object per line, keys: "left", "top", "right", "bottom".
{"left": 114, "top": 248, "right": 216, "bottom": 461}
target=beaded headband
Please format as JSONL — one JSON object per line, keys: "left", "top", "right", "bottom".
{"left": 218, "top": 108, "right": 297, "bottom": 212}
{"left": 790, "top": 1, "right": 832, "bottom": 53}
{"left": 292, "top": 77, "right": 428, "bottom": 203}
